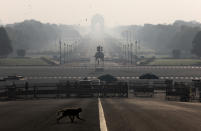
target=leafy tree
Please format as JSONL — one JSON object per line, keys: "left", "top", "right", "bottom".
{"left": 139, "top": 73, "right": 159, "bottom": 79}
{"left": 172, "top": 49, "right": 181, "bottom": 58}
{"left": 0, "top": 27, "right": 12, "bottom": 57}
{"left": 120, "top": 21, "right": 201, "bottom": 53}
{"left": 98, "top": 74, "right": 117, "bottom": 83}
{"left": 5, "top": 20, "right": 81, "bottom": 51}
{"left": 17, "top": 49, "right": 26, "bottom": 57}
{"left": 192, "top": 31, "right": 201, "bottom": 57}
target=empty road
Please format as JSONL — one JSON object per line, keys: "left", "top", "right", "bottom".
{"left": 0, "top": 66, "right": 201, "bottom": 81}
{"left": 0, "top": 98, "right": 201, "bottom": 131}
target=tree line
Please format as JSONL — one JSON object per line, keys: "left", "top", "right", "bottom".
{"left": 1, "top": 20, "right": 201, "bottom": 57}
{"left": 0, "top": 20, "right": 80, "bottom": 57}
{"left": 119, "top": 20, "right": 201, "bottom": 57}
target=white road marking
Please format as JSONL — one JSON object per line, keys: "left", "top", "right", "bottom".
{"left": 98, "top": 98, "right": 108, "bottom": 131}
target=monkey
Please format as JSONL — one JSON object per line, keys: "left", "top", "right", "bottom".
{"left": 57, "top": 107, "right": 85, "bottom": 123}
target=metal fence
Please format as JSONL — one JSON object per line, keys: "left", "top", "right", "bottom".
{"left": 0, "top": 80, "right": 128, "bottom": 100}
{"left": 129, "top": 79, "right": 173, "bottom": 97}
{"left": 0, "top": 79, "right": 200, "bottom": 102}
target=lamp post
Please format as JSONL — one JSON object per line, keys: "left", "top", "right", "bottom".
{"left": 69, "top": 44, "right": 72, "bottom": 62}
{"left": 124, "top": 44, "right": 126, "bottom": 62}
{"left": 121, "top": 43, "right": 124, "bottom": 61}
{"left": 135, "top": 40, "right": 138, "bottom": 65}
{"left": 127, "top": 44, "right": 130, "bottom": 63}
{"left": 66, "top": 44, "right": 69, "bottom": 63}
{"left": 59, "top": 40, "right": 62, "bottom": 64}
{"left": 130, "top": 42, "right": 133, "bottom": 64}
{"left": 64, "top": 43, "right": 66, "bottom": 64}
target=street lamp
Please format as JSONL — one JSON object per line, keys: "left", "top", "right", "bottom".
{"left": 130, "top": 42, "right": 133, "bottom": 64}
{"left": 127, "top": 44, "right": 129, "bottom": 62}
{"left": 66, "top": 44, "right": 69, "bottom": 63}
{"left": 59, "top": 40, "right": 62, "bottom": 64}
{"left": 135, "top": 40, "right": 138, "bottom": 65}
{"left": 64, "top": 43, "right": 66, "bottom": 64}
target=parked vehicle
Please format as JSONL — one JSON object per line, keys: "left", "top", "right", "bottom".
{"left": 3, "top": 75, "right": 25, "bottom": 81}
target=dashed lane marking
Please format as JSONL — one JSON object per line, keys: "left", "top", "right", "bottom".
{"left": 98, "top": 98, "right": 108, "bottom": 131}
{"left": 24, "top": 76, "right": 201, "bottom": 80}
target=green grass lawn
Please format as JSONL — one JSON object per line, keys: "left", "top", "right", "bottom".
{"left": 0, "top": 58, "right": 50, "bottom": 66}
{"left": 148, "top": 59, "right": 201, "bottom": 66}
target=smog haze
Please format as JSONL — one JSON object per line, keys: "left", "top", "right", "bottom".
{"left": 1, "top": 0, "right": 201, "bottom": 26}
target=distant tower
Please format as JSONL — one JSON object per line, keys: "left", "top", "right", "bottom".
{"left": 90, "top": 14, "right": 105, "bottom": 39}
{"left": 91, "top": 14, "right": 104, "bottom": 32}
{"left": 95, "top": 45, "right": 104, "bottom": 71}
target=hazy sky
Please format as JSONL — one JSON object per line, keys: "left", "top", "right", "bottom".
{"left": 0, "top": 0, "right": 201, "bottom": 26}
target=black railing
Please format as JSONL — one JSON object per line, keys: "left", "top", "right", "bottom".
{"left": 0, "top": 81, "right": 128, "bottom": 100}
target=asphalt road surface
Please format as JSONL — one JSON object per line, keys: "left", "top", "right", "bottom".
{"left": 0, "top": 66, "right": 201, "bottom": 81}
{"left": 0, "top": 99, "right": 99, "bottom": 131}
{"left": 0, "top": 98, "right": 201, "bottom": 131}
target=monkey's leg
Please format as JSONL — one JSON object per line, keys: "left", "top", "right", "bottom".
{"left": 71, "top": 116, "right": 75, "bottom": 123}
{"left": 76, "top": 114, "right": 85, "bottom": 121}
{"left": 57, "top": 115, "right": 64, "bottom": 123}
{"left": 69, "top": 116, "right": 74, "bottom": 123}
